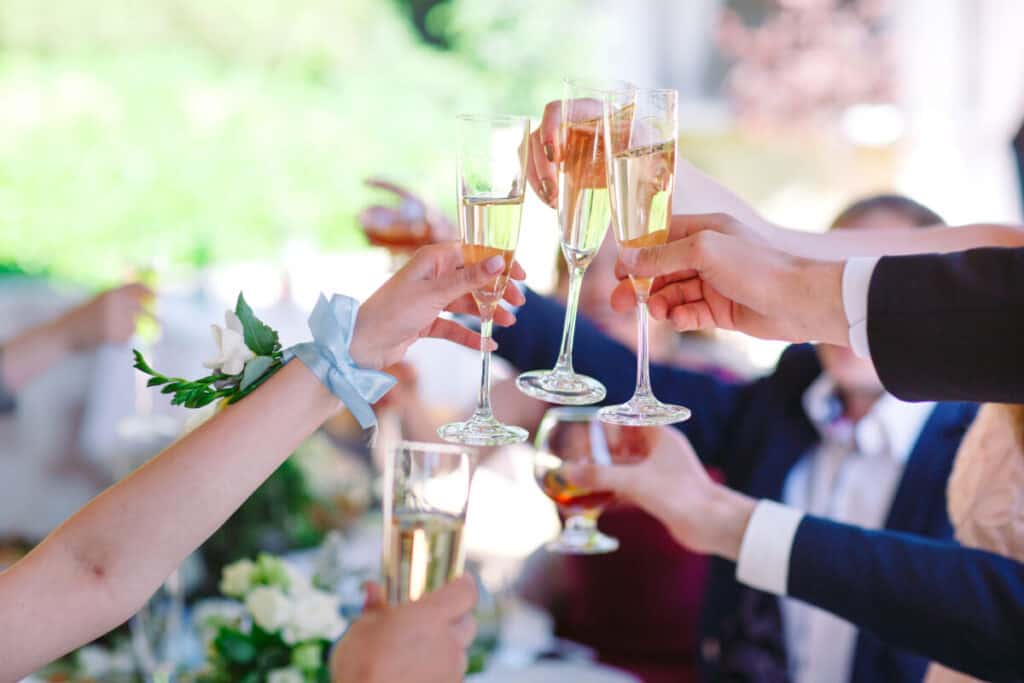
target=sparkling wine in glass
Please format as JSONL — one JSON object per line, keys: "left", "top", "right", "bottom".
{"left": 516, "top": 79, "right": 636, "bottom": 405}
{"left": 438, "top": 114, "right": 531, "bottom": 446}
{"left": 384, "top": 441, "right": 474, "bottom": 604}
{"left": 599, "top": 88, "right": 691, "bottom": 426}
{"left": 535, "top": 406, "right": 661, "bottom": 554}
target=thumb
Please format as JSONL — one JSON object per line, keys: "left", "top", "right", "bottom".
{"left": 436, "top": 254, "right": 506, "bottom": 302}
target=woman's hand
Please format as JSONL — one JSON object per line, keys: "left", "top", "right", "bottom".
{"left": 330, "top": 576, "right": 478, "bottom": 683}
{"left": 349, "top": 242, "right": 526, "bottom": 371}
{"left": 566, "top": 426, "right": 755, "bottom": 560}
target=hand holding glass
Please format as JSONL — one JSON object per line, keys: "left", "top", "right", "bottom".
{"left": 517, "top": 79, "right": 635, "bottom": 405}
{"left": 534, "top": 406, "right": 662, "bottom": 554}
{"left": 439, "top": 114, "right": 531, "bottom": 446}
{"left": 599, "top": 89, "right": 691, "bottom": 426}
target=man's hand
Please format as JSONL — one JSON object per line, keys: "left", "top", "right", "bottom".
{"left": 350, "top": 242, "right": 526, "bottom": 370}
{"left": 330, "top": 576, "right": 478, "bottom": 683}
{"left": 566, "top": 427, "right": 755, "bottom": 561}
{"left": 609, "top": 213, "right": 849, "bottom": 345}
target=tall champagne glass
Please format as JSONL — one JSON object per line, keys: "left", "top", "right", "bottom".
{"left": 534, "top": 406, "right": 661, "bottom": 553}
{"left": 438, "top": 114, "right": 531, "bottom": 446}
{"left": 516, "top": 79, "right": 635, "bottom": 405}
{"left": 384, "top": 441, "right": 474, "bottom": 604}
{"left": 599, "top": 89, "right": 691, "bottom": 426}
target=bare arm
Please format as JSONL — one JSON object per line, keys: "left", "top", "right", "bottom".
{"left": 0, "top": 243, "right": 522, "bottom": 679}
{"left": 772, "top": 221, "right": 1024, "bottom": 259}
{"left": 0, "top": 361, "right": 339, "bottom": 678}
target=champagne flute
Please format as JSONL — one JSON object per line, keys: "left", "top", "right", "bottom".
{"left": 384, "top": 441, "right": 474, "bottom": 604}
{"left": 438, "top": 114, "right": 531, "bottom": 446}
{"left": 599, "top": 88, "right": 691, "bottom": 426}
{"left": 516, "top": 78, "right": 635, "bottom": 405}
{"left": 534, "top": 406, "right": 661, "bottom": 553}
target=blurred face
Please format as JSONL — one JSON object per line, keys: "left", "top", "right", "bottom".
{"left": 816, "top": 208, "right": 922, "bottom": 395}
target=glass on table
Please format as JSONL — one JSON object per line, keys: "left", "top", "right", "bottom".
{"left": 383, "top": 441, "right": 475, "bottom": 604}
{"left": 516, "top": 78, "right": 636, "bottom": 406}
{"left": 598, "top": 88, "right": 691, "bottom": 426}
{"left": 438, "top": 114, "right": 531, "bottom": 446}
{"left": 534, "top": 406, "right": 661, "bottom": 554}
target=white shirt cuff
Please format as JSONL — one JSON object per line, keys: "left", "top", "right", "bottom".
{"left": 735, "top": 500, "right": 804, "bottom": 596}
{"left": 841, "top": 257, "right": 878, "bottom": 359}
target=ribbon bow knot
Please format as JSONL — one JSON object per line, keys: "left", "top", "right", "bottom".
{"left": 284, "top": 294, "right": 396, "bottom": 429}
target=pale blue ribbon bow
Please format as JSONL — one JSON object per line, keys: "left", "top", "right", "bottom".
{"left": 284, "top": 294, "right": 396, "bottom": 429}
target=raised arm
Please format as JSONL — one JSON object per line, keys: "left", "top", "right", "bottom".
{"left": 0, "top": 243, "right": 516, "bottom": 679}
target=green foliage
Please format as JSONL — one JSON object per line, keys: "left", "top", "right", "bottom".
{"left": 0, "top": 0, "right": 596, "bottom": 286}
{"left": 235, "top": 293, "right": 281, "bottom": 357}
{"left": 205, "top": 624, "right": 329, "bottom": 682}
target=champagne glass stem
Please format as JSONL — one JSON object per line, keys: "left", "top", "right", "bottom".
{"left": 634, "top": 298, "right": 654, "bottom": 399}
{"left": 552, "top": 265, "right": 586, "bottom": 373}
{"left": 474, "top": 311, "right": 496, "bottom": 419}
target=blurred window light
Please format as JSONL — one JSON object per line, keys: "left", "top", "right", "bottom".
{"left": 840, "top": 103, "right": 906, "bottom": 148}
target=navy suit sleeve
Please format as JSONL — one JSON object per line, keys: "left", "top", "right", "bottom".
{"left": 868, "top": 247, "right": 1024, "bottom": 403}
{"left": 492, "top": 288, "right": 747, "bottom": 464}
{"left": 787, "top": 516, "right": 1024, "bottom": 681}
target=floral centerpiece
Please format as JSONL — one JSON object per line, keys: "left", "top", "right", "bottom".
{"left": 195, "top": 554, "right": 346, "bottom": 683}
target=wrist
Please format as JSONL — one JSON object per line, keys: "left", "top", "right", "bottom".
{"left": 790, "top": 258, "right": 847, "bottom": 346}
{"left": 701, "top": 485, "right": 756, "bottom": 561}
{"left": 348, "top": 315, "right": 380, "bottom": 371}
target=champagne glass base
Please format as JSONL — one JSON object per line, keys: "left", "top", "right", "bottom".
{"left": 516, "top": 369, "right": 607, "bottom": 405}
{"left": 438, "top": 416, "right": 529, "bottom": 446}
{"left": 546, "top": 529, "right": 620, "bottom": 555}
{"left": 598, "top": 396, "right": 691, "bottom": 426}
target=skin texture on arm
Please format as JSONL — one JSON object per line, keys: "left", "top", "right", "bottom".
{"left": 0, "top": 243, "right": 514, "bottom": 679}
{"left": 1, "top": 284, "right": 150, "bottom": 392}
{"left": 0, "top": 361, "right": 340, "bottom": 679}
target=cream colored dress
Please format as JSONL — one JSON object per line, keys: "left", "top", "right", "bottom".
{"left": 925, "top": 404, "right": 1024, "bottom": 683}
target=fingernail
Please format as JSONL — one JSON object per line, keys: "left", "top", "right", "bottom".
{"left": 540, "top": 178, "right": 554, "bottom": 200}
{"left": 484, "top": 255, "right": 504, "bottom": 274}
{"left": 544, "top": 143, "right": 556, "bottom": 162}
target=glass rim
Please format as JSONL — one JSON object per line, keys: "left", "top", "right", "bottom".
{"left": 541, "top": 405, "right": 601, "bottom": 421}
{"left": 394, "top": 440, "right": 476, "bottom": 457}
{"left": 456, "top": 113, "right": 531, "bottom": 126}
{"left": 563, "top": 76, "right": 636, "bottom": 96}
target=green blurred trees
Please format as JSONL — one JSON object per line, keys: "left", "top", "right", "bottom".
{"left": 0, "top": 0, "right": 595, "bottom": 284}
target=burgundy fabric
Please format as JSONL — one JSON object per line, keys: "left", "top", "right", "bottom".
{"left": 555, "top": 470, "right": 724, "bottom": 683}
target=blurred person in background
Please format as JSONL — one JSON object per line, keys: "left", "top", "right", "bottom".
{"left": 0, "top": 283, "right": 150, "bottom": 553}
{"left": 0, "top": 283, "right": 150, "bottom": 414}
{"left": 493, "top": 193, "right": 976, "bottom": 683}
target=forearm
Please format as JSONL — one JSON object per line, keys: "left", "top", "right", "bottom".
{"left": 675, "top": 159, "right": 779, "bottom": 237}
{"left": 0, "top": 360, "right": 339, "bottom": 678}
{"left": 788, "top": 517, "right": 1024, "bottom": 680}
{"left": 1, "top": 317, "right": 74, "bottom": 392}
{"left": 774, "top": 222, "right": 1024, "bottom": 260}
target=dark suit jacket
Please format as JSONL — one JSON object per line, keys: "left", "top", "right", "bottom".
{"left": 868, "top": 247, "right": 1024, "bottom": 403}
{"left": 495, "top": 289, "right": 977, "bottom": 682}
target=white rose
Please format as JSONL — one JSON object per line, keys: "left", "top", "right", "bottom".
{"left": 281, "top": 590, "right": 347, "bottom": 645}
{"left": 220, "top": 558, "right": 257, "bottom": 598}
{"left": 203, "top": 310, "right": 255, "bottom": 376}
{"left": 245, "top": 586, "right": 292, "bottom": 633}
{"left": 267, "top": 667, "right": 305, "bottom": 683}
